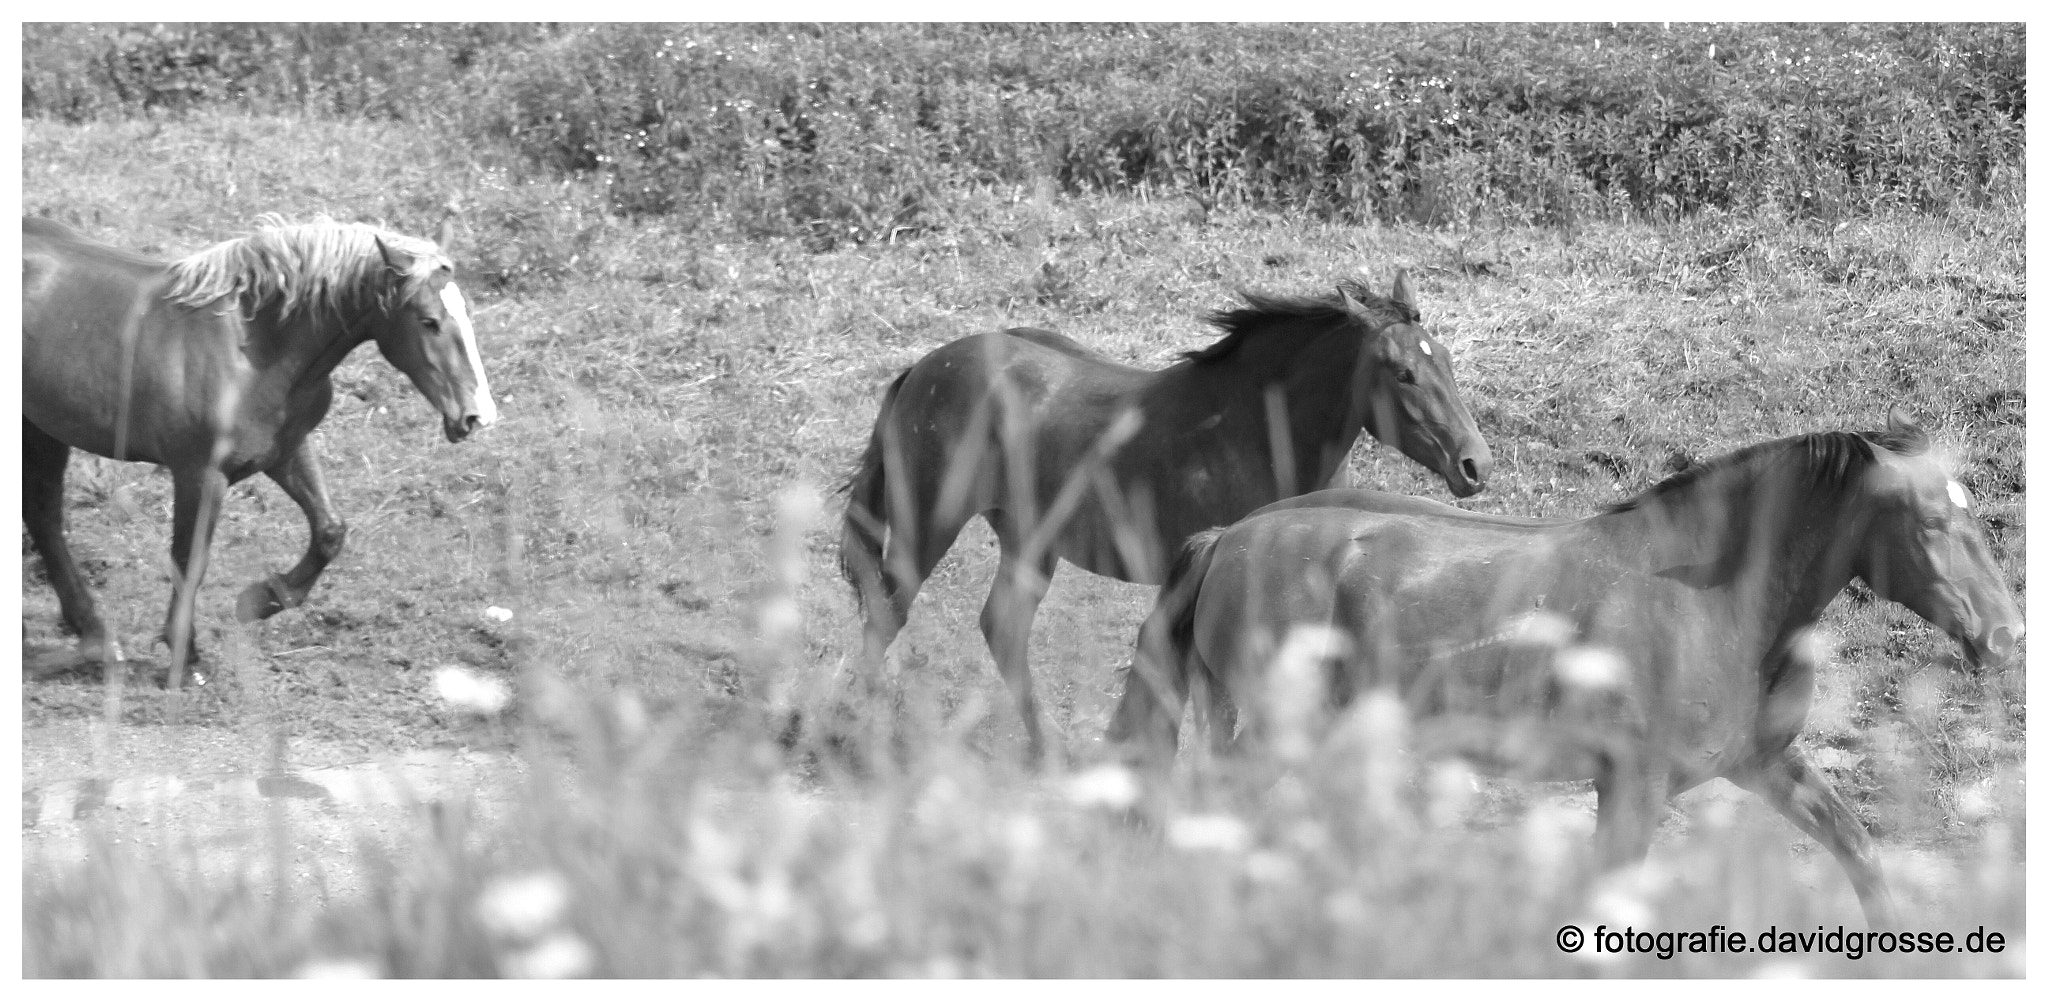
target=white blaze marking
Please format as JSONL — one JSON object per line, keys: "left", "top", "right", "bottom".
{"left": 1418, "top": 340, "right": 1432, "bottom": 357}
{"left": 1947, "top": 480, "right": 1969, "bottom": 509}
{"left": 440, "top": 282, "right": 497, "bottom": 426}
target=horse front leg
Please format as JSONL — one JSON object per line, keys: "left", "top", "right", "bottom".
{"left": 1591, "top": 744, "right": 1671, "bottom": 872}
{"left": 1728, "top": 746, "right": 1900, "bottom": 927}
{"left": 162, "top": 464, "right": 229, "bottom": 686}
{"left": 982, "top": 517, "right": 1060, "bottom": 766}
{"left": 24, "top": 420, "right": 119, "bottom": 665}
{"left": 236, "top": 441, "right": 347, "bottom": 623}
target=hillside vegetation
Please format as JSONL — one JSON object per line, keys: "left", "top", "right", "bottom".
{"left": 21, "top": 23, "right": 2026, "bottom": 977}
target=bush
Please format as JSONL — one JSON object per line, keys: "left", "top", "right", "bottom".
{"left": 24, "top": 23, "right": 2025, "bottom": 239}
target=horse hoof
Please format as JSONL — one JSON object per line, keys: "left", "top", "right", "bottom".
{"left": 78, "top": 637, "right": 125, "bottom": 664}
{"left": 235, "top": 581, "right": 288, "bottom": 623}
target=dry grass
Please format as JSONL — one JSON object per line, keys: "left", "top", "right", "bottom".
{"left": 20, "top": 109, "right": 2024, "bottom": 976}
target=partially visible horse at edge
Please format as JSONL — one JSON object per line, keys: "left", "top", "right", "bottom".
{"left": 22, "top": 215, "right": 498, "bottom": 684}
{"left": 1106, "top": 408, "right": 2022, "bottom": 924}
{"left": 841, "top": 273, "right": 1492, "bottom": 760}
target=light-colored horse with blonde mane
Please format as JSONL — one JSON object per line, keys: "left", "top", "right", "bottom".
{"left": 22, "top": 214, "right": 497, "bottom": 684}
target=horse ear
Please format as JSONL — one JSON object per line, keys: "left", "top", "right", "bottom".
{"left": 1886, "top": 403, "right": 1918, "bottom": 436}
{"left": 374, "top": 236, "right": 406, "bottom": 272}
{"left": 1391, "top": 270, "right": 1419, "bottom": 315}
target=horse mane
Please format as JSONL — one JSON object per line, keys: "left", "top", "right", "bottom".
{"left": 1182, "top": 278, "right": 1420, "bottom": 365}
{"left": 164, "top": 214, "right": 447, "bottom": 319}
{"left": 1605, "top": 422, "right": 1932, "bottom": 513}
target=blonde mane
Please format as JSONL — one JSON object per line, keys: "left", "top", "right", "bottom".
{"left": 164, "top": 214, "right": 448, "bottom": 320}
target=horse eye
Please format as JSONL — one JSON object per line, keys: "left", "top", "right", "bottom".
{"left": 1397, "top": 368, "right": 1417, "bottom": 384}
{"left": 421, "top": 316, "right": 442, "bottom": 333}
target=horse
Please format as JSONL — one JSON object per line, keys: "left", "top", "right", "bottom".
{"left": 22, "top": 215, "right": 498, "bottom": 684}
{"left": 839, "top": 273, "right": 1492, "bottom": 761}
{"left": 1105, "top": 409, "right": 2021, "bottom": 925}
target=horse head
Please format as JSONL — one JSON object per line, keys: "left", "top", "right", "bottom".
{"left": 1344, "top": 272, "right": 1491, "bottom": 497}
{"left": 1852, "top": 407, "right": 2022, "bottom": 669}
{"left": 373, "top": 237, "right": 497, "bottom": 443}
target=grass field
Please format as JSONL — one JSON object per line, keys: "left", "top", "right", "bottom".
{"left": 19, "top": 95, "right": 2024, "bottom": 976}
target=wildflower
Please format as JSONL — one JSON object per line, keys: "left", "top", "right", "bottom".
{"left": 1003, "top": 813, "right": 1046, "bottom": 856}
{"left": 1423, "top": 760, "right": 1481, "bottom": 828}
{"left": 434, "top": 665, "right": 511, "bottom": 715}
{"left": 757, "top": 594, "right": 802, "bottom": 643}
{"left": 1787, "top": 626, "right": 1836, "bottom": 668}
{"left": 501, "top": 931, "right": 595, "bottom": 979}
{"left": 774, "top": 483, "right": 825, "bottom": 533}
{"left": 1520, "top": 800, "right": 1594, "bottom": 885}
{"left": 1509, "top": 610, "right": 1574, "bottom": 647}
{"left": 1167, "top": 813, "right": 1253, "bottom": 853}
{"left": 1554, "top": 646, "right": 1626, "bottom": 690}
{"left": 1064, "top": 764, "right": 1140, "bottom": 810}
{"left": 1268, "top": 623, "right": 1347, "bottom": 763}
{"left": 1751, "top": 960, "right": 1812, "bottom": 978}
{"left": 1585, "top": 864, "right": 1667, "bottom": 930}
{"left": 1244, "top": 850, "right": 1299, "bottom": 886}
{"left": 476, "top": 870, "right": 572, "bottom": 941}
{"left": 1955, "top": 780, "right": 1999, "bottom": 822}
{"left": 484, "top": 605, "right": 514, "bottom": 622}
{"left": 295, "top": 957, "right": 382, "bottom": 978}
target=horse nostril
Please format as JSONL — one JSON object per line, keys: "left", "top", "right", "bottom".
{"left": 462, "top": 415, "right": 483, "bottom": 434}
{"left": 1461, "top": 457, "right": 1482, "bottom": 484}
{"left": 1991, "top": 623, "right": 2022, "bottom": 655}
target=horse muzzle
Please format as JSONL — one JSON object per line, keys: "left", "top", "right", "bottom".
{"left": 1442, "top": 444, "right": 1491, "bottom": 498}
{"left": 444, "top": 412, "right": 489, "bottom": 443}
{"left": 1966, "top": 620, "right": 2024, "bottom": 670}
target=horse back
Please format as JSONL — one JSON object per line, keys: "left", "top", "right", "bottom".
{"left": 22, "top": 218, "right": 245, "bottom": 464}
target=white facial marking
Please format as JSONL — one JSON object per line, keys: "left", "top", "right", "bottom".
{"left": 439, "top": 282, "right": 497, "bottom": 426}
{"left": 1418, "top": 339, "right": 1433, "bottom": 357}
{"left": 1946, "top": 480, "right": 1969, "bottom": 510}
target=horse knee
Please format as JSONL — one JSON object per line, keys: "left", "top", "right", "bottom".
{"left": 315, "top": 519, "right": 348, "bottom": 561}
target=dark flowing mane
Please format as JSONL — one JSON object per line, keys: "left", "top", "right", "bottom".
{"left": 1606, "top": 422, "right": 1931, "bottom": 513}
{"left": 1182, "top": 278, "right": 1419, "bottom": 365}
{"left": 164, "top": 214, "right": 447, "bottom": 320}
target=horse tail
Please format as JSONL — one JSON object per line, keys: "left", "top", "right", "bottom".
{"left": 1163, "top": 527, "right": 1224, "bottom": 673}
{"left": 839, "top": 369, "right": 912, "bottom": 607}
{"left": 1105, "top": 526, "right": 1226, "bottom": 756}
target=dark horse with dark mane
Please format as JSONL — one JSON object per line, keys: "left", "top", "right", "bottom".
{"left": 22, "top": 215, "right": 497, "bottom": 684}
{"left": 841, "top": 273, "right": 1491, "bottom": 759}
{"left": 1107, "top": 409, "right": 2021, "bottom": 924}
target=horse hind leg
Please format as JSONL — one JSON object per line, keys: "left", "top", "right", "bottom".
{"left": 237, "top": 442, "right": 347, "bottom": 623}
{"left": 981, "top": 512, "right": 1060, "bottom": 765}
{"left": 23, "top": 421, "right": 118, "bottom": 664}
{"left": 1103, "top": 602, "right": 1188, "bottom": 763}
{"left": 1728, "top": 747, "right": 1900, "bottom": 927}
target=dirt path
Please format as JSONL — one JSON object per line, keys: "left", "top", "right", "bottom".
{"left": 23, "top": 720, "right": 524, "bottom": 904}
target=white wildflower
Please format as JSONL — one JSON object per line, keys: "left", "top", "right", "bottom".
{"left": 1554, "top": 645, "right": 1626, "bottom": 690}
{"left": 484, "top": 605, "right": 514, "bottom": 622}
{"left": 295, "top": 957, "right": 382, "bottom": 979}
{"left": 434, "top": 665, "right": 511, "bottom": 715}
{"left": 1064, "top": 764, "right": 1140, "bottom": 810}
{"left": 1003, "top": 813, "right": 1046, "bottom": 856}
{"left": 1167, "top": 813, "right": 1253, "bottom": 853}
{"left": 1509, "top": 610, "right": 1575, "bottom": 647}
{"left": 476, "top": 870, "right": 572, "bottom": 941}
{"left": 501, "top": 931, "right": 595, "bottom": 979}
{"left": 1751, "top": 960, "right": 1812, "bottom": 978}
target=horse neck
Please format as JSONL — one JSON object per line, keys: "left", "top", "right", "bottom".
{"left": 1627, "top": 460, "right": 1862, "bottom": 635}
{"left": 1178, "top": 318, "right": 1369, "bottom": 491}
{"left": 250, "top": 303, "right": 376, "bottom": 391}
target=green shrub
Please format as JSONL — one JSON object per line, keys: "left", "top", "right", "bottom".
{"left": 23, "top": 23, "right": 2025, "bottom": 239}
